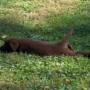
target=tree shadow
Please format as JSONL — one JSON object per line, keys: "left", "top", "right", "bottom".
{"left": 0, "top": 17, "right": 45, "bottom": 39}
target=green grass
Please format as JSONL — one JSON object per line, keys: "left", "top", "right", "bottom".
{"left": 0, "top": 0, "right": 90, "bottom": 90}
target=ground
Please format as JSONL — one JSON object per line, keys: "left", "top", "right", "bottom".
{"left": 0, "top": 0, "right": 90, "bottom": 90}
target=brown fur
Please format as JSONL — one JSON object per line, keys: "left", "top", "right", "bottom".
{"left": 0, "top": 30, "right": 90, "bottom": 57}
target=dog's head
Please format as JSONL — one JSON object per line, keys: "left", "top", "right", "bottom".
{"left": 0, "top": 38, "right": 19, "bottom": 52}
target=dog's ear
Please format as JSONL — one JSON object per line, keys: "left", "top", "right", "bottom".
{"left": 9, "top": 40, "right": 19, "bottom": 51}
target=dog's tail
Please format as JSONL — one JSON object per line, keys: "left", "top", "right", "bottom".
{"left": 58, "top": 29, "right": 73, "bottom": 45}
{"left": 75, "top": 51, "right": 90, "bottom": 58}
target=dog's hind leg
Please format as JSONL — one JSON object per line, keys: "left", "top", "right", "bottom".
{"left": 57, "top": 29, "right": 74, "bottom": 49}
{"left": 60, "top": 29, "right": 73, "bottom": 44}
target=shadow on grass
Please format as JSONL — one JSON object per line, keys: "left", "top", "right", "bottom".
{"left": 0, "top": 18, "right": 35, "bottom": 37}
{"left": 1, "top": 12, "right": 90, "bottom": 51}
{"left": 0, "top": 12, "right": 90, "bottom": 40}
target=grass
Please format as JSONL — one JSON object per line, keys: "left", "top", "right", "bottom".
{"left": 0, "top": 0, "right": 90, "bottom": 90}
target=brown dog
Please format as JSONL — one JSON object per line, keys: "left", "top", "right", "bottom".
{"left": 0, "top": 30, "right": 90, "bottom": 57}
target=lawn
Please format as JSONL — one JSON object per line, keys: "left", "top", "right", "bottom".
{"left": 0, "top": 0, "right": 90, "bottom": 90}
